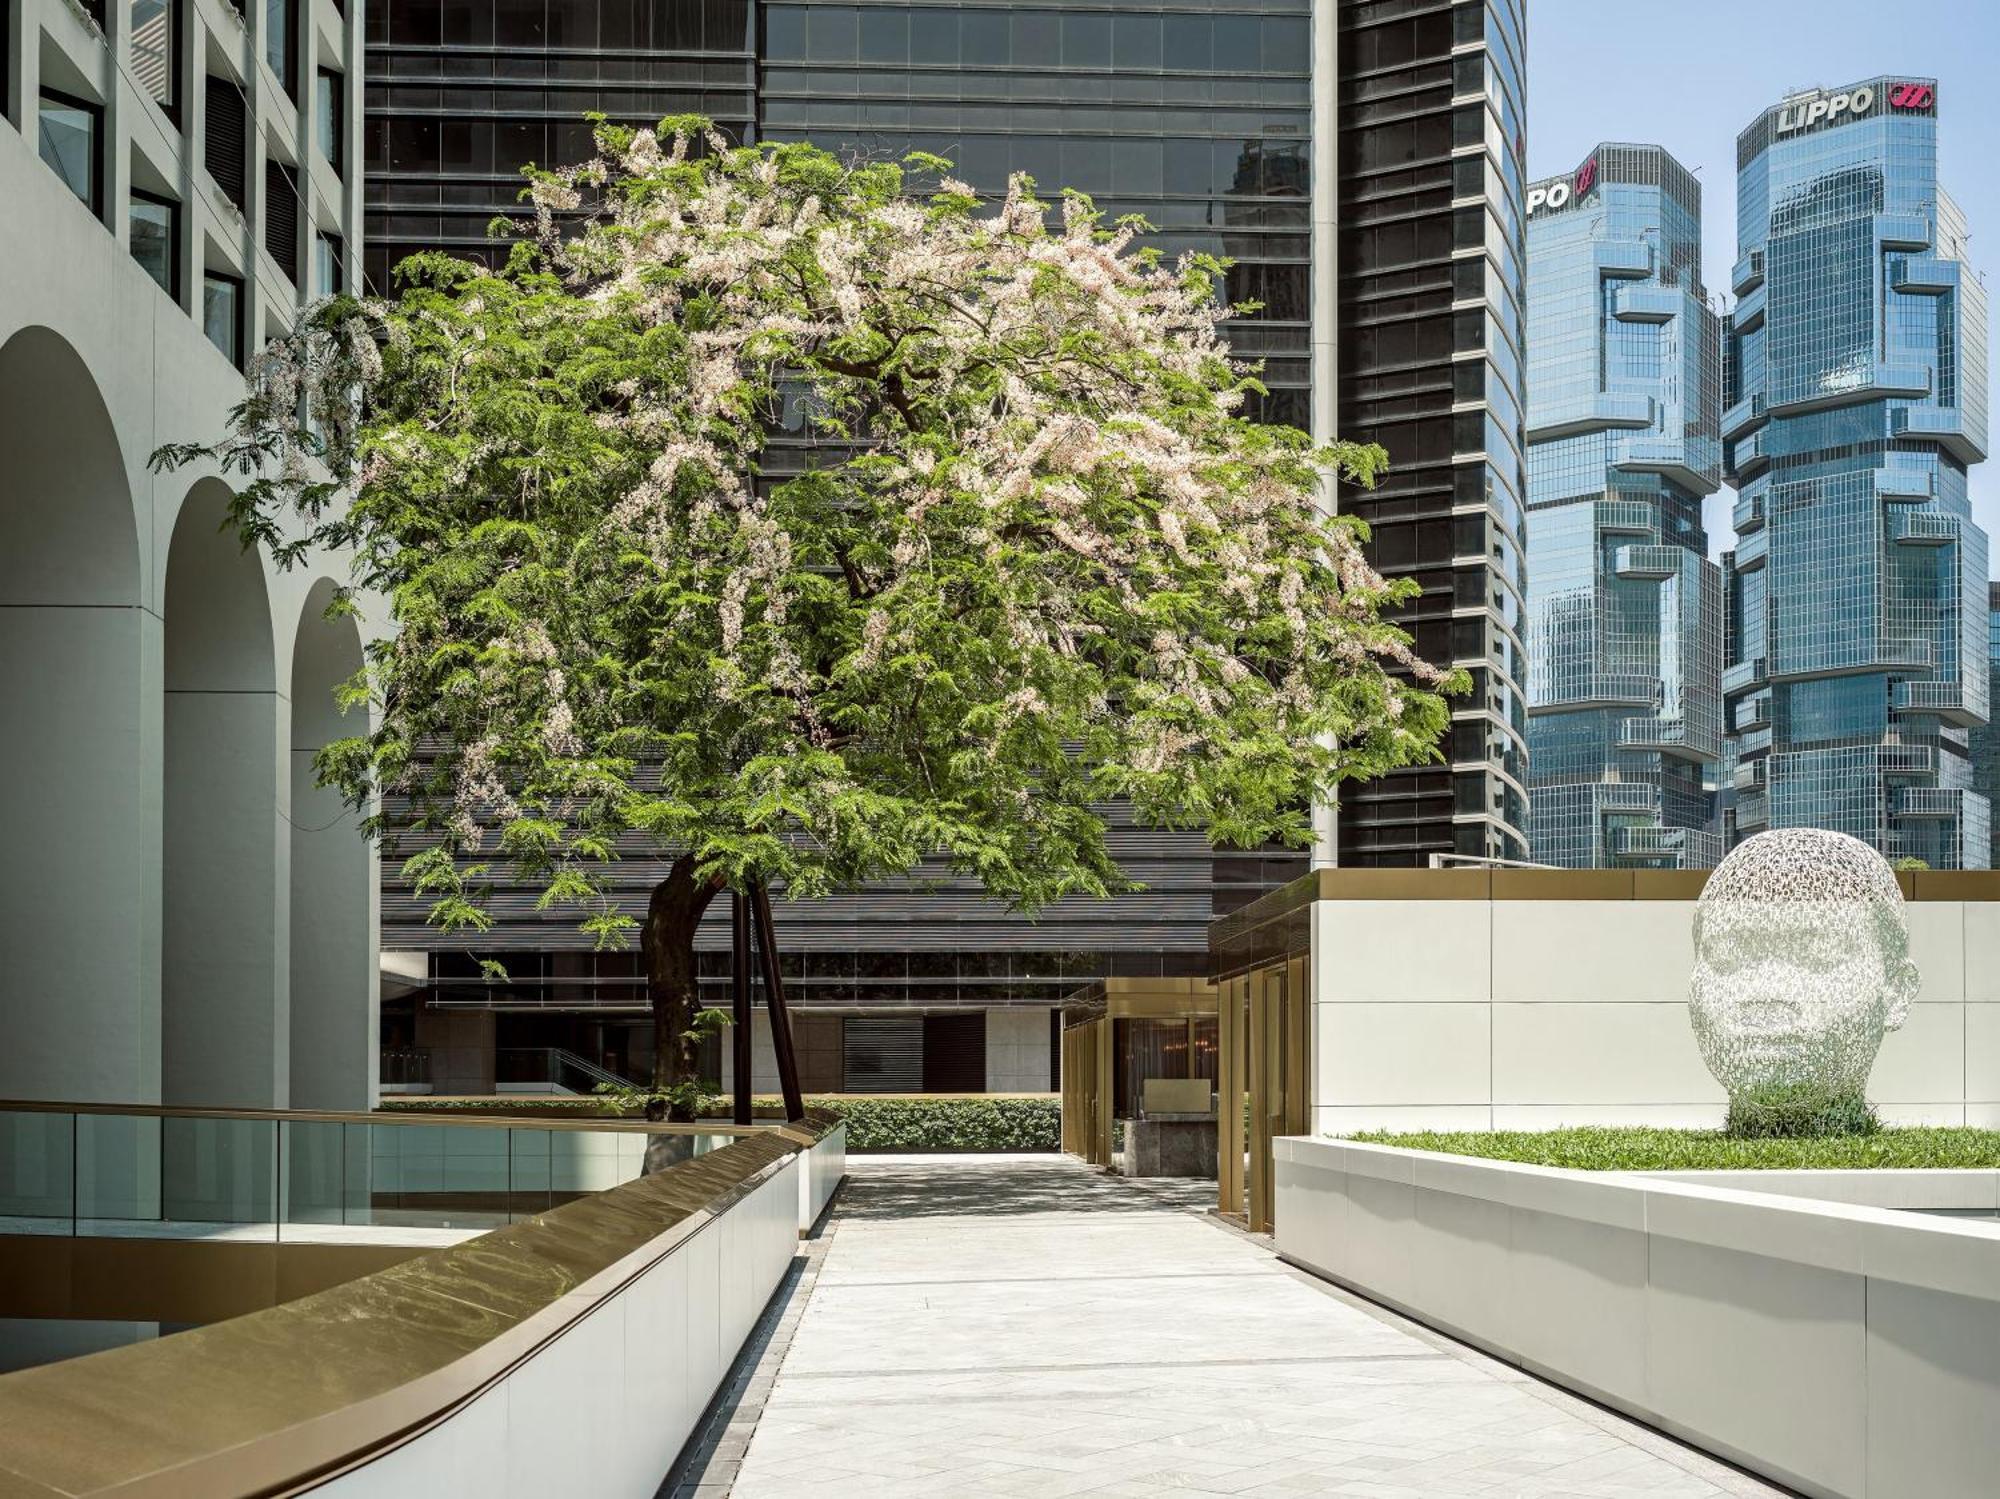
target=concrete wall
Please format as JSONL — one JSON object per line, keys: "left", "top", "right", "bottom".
{"left": 314, "top": 1154, "right": 804, "bottom": 1499}
{"left": 985, "top": 1006, "right": 1053, "bottom": 1093}
{"left": 1276, "top": 1137, "right": 2000, "bottom": 1499}
{"left": 1310, "top": 891, "right": 2000, "bottom": 1132}
{"left": 0, "top": 0, "right": 374, "bottom": 1112}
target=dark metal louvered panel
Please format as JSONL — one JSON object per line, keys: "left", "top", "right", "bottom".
{"left": 205, "top": 77, "right": 245, "bottom": 209}
{"left": 842, "top": 1018, "right": 921, "bottom": 1093}
{"left": 265, "top": 160, "right": 299, "bottom": 284}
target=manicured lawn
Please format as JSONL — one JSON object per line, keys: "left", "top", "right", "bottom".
{"left": 1348, "top": 1126, "right": 2000, "bottom": 1171}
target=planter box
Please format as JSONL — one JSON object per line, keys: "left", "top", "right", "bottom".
{"left": 1275, "top": 1137, "right": 2000, "bottom": 1499}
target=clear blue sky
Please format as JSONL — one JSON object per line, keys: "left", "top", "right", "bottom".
{"left": 1529, "top": 0, "right": 2000, "bottom": 567}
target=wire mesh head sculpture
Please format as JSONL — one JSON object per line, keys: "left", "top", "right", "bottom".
{"left": 1689, "top": 828, "right": 1918, "bottom": 1112}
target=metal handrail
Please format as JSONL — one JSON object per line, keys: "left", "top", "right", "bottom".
{"left": 0, "top": 1096, "right": 758, "bottom": 1135}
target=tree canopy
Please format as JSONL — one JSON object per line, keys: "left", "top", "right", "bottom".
{"left": 157, "top": 118, "right": 1461, "bottom": 1099}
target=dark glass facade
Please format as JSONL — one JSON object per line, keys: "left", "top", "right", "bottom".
{"left": 1723, "top": 78, "right": 1990, "bottom": 867}
{"left": 367, "top": 0, "right": 1529, "bottom": 1073}
{"left": 362, "top": 0, "right": 754, "bottom": 292}
{"left": 1331, "top": 0, "right": 1530, "bottom": 866}
{"left": 1524, "top": 144, "right": 1722, "bottom": 869}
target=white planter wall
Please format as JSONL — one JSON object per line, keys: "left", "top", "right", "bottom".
{"left": 1276, "top": 1137, "right": 2000, "bottom": 1499}
{"left": 316, "top": 1153, "right": 804, "bottom": 1499}
{"left": 1310, "top": 895, "right": 2000, "bottom": 1131}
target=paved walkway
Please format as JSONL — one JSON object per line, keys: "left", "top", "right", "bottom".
{"left": 699, "top": 1157, "right": 1788, "bottom": 1498}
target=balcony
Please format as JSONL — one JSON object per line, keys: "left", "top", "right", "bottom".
{"left": 1528, "top": 391, "right": 1655, "bottom": 443}
{"left": 1731, "top": 250, "right": 1765, "bottom": 296}
{"left": 1732, "top": 281, "right": 1767, "bottom": 335}
{"left": 1891, "top": 679, "right": 1982, "bottom": 727}
{"left": 1731, "top": 492, "right": 1766, "bottom": 533}
{"left": 1736, "top": 697, "right": 1772, "bottom": 731}
{"left": 1541, "top": 674, "right": 1661, "bottom": 710}
{"left": 1613, "top": 543, "right": 1681, "bottom": 581}
{"left": 1732, "top": 428, "right": 1771, "bottom": 478}
{"left": 1722, "top": 394, "right": 1768, "bottom": 443}
{"left": 1733, "top": 758, "right": 1768, "bottom": 792}
{"left": 1888, "top": 510, "right": 1960, "bottom": 547}
{"left": 1613, "top": 286, "right": 1682, "bottom": 323}
{"left": 1734, "top": 791, "right": 1770, "bottom": 829}
{"left": 1767, "top": 364, "right": 1931, "bottom": 419}
{"left": 1893, "top": 256, "right": 1959, "bottom": 295}
{"left": 1880, "top": 743, "right": 1939, "bottom": 777}
{"left": 1732, "top": 527, "right": 1768, "bottom": 571}
{"left": 1618, "top": 716, "right": 1718, "bottom": 762}
{"left": 1891, "top": 786, "right": 1963, "bottom": 821}
{"left": 1595, "top": 497, "right": 1656, "bottom": 534}
{"left": 1615, "top": 435, "right": 1714, "bottom": 491}
{"left": 1596, "top": 240, "right": 1654, "bottom": 278}
{"left": 1878, "top": 212, "right": 1933, "bottom": 251}
{"left": 1722, "top": 657, "right": 1768, "bottom": 695}
{"left": 1876, "top": 468, "right": 1936, "bottom": 504}
{"left": 1610, "top": 824, "right": 1686, "bottom": 858}
{"left": 1890, "top": 405, "right": 1988, "bottom": 466}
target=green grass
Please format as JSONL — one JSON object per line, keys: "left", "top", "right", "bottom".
{"left": 1347, "top": 1126, "right": 2000, "bottom": 1171}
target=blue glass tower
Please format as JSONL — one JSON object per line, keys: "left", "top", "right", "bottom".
{"left": 1723, "top": 78, "right": 1991, "bottom": 867}
{"left": 1525, "top": 145, "right": 1723, "bottom": 868}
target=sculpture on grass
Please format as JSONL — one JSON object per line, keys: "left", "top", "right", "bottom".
{"left": 1688, "top": 828, "right": 1918, "bottom": 1136}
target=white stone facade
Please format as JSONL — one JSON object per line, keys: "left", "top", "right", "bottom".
{"left": 0, "top": 0, "right": 373, "bottom": 1107}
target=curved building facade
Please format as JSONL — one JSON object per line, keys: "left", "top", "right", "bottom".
{"left": 1524, "top": 144, "right": 1723, "bottom": 869}
{"left": 1723, "top": 77, "right": 1991, "bottom": 867}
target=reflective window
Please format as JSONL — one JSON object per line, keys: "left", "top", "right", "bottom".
{"left": 316, "top": 231, "right": 346, "bottom": 295}
{"left": 316, "top": 69, "right": 343, "bottom": 173}
{"left": 132, "top": 0, "right": 177, "bottom": 115}
{"left": 38, "top": 94, "right": 100, "bottom": 213}
{"left": 130, "top": 193, "right": 177, "bottom": 295}
{"left": 265, "top": 0, "right": 296, "bottom": 95}
{"left": 203, "top": 273, "right": 243, "bottom": 367}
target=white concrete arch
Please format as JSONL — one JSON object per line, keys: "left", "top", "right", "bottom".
{"left": 288, "top": 578, "right": 377, "bottom": 1109}
{"left": 0, "top": 326, "right": 157, "bottom": 1103}
{"left": 161, "top": 480, "right": 287, "bottom": 1107}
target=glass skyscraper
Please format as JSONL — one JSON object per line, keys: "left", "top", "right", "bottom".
{"left": 1331, "top": 0, "right": 1530, "bottom": 866}
{"left": 1722, "top": 77, "right": 1991, "bottom": 867}
{"left": 1524, "top": 145, "right": 1723, "bottom": 868}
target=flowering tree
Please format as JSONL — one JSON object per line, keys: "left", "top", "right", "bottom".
{"left": 157, "top": 119, "right": 1460, "bottom": 1115}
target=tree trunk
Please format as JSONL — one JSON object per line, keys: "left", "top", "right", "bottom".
{"left": 643, "top": 855, "right": 724, "bottom": 1121}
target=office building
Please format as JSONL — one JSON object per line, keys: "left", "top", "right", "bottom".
{"left": 1722, "top": 77, "right": 1990, "bottom": 867}
{"left": 1330, "top": 0, "right": 1530, "bottom": 866}
{"left": 367, "top": 0, "right": 1531, "bottom": 1093}
{"left": 1973, "top": 583, "right": 2000, "bottom": 870}
{"left": 1523, "top": 144, "right": 1723, "bottom": 869}
{"left": 1, "top": 0, "right": 375, "bottom": 1106}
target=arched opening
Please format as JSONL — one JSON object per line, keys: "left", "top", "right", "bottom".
{"left": 289, "top": 579, "right": 374, "bottom": 1109}
{"left": 0, "top": 327, "right": 151, "bottom": 1103}
{"left": 161, "top": 479, "right": 283, "bottom": 1106}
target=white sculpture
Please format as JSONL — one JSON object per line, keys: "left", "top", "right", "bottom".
{"left": 1689, "top": 828, "right": 1918, "bottom": 1122}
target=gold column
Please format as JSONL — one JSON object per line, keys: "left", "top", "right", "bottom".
{"left": 1093, "top": 1015, "right": 1114, "bottom": 1167}
{"left": 1217, "top": 975, "right": 1244, "bottom": 1218}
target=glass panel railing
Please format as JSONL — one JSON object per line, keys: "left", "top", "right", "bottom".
{"left": 160, "top": 1116, "right": 277, "bottom": 1233}
{"left": 75, "top": 1113, "right": 161, "bottom": 1230}
{"left": 0, "top": 1110, "right": 75, "bottom": 1229}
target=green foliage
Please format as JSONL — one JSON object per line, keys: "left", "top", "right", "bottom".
{"left": 822, "top": 1096, "right": 1061, "bottom": 1152}
{"left": 377, "top": 1092, "right": 1061, "bottom": 1151}
{"left": 1350, "top": 1125, "right": 2000, "bottom": 1171}
{"left": 1893, "top": 856, "right": 1932, "bottom": 872}
{"left": 1724, "top": 1084, "right": 1880, "bottom": 1139}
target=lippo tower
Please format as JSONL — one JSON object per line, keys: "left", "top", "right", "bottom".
{"left": 1524, "top": 145, "right": 1724, "bottom": 868}
{"left": 1722, "top": 77, "right": 1992, "bottom": 866}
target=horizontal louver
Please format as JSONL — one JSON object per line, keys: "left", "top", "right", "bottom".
{"left": 265, "top": 160, "right": 299, "bottom": 284}
{"left": 204, "top": 77, "right": 245, "bottom": 209}
{"left": 843, "top": 1018, "right": 921, "bottom": 1094}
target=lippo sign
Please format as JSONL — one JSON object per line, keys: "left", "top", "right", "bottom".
{"left": 1776, "top": 81, "right": 1934, "bottom": 135}
{"left": 1527, "top": 154, "right": 1598, "bottom": 217}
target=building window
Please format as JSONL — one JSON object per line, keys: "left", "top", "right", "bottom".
{"left": 316, "top": 230, "right": 345, "bottom": 295}
{"left": 130, "top": 192, "right": 178, "bottom": 297}
{"left": 315, "top": 68, "right": 343, "bottom": 174}
{"left": 265, "top": 0, "right": 296, "bottom": 97}
{"left": 38, "top": 92, "right": 101, "bottom": 214}
{"left": 265, "top": 158, "right": 300, "bottom": 284}
{"left": 130, "top": 0, "right": 178, "bottom": 119}
{"left": 204, "top": 75, "right": 246, "bottom": 209}
{"left": 203, "top": 272, "right": 242, "bottom": 366}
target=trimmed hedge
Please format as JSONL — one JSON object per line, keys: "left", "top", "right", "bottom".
{"left": 379, "top": 1093, "right": 1063, "bottom": 1153}
{"left": 1352, "top": 1125, "right": 2000, "bottom": 1171}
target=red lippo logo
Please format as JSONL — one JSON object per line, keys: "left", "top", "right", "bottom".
{"left": 1889, "top": 83, "right": 1936, "bottom": 111}
{"left": 1574, "top": 156, "right": 1599, "bottom": 198}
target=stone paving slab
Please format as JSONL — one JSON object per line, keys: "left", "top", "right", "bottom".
{"left": 719, "top": 1157, "right": 1790, "bottom": 1499}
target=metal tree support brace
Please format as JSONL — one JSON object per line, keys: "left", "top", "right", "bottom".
{"left": 731, "top": 891, "right": 754, "bottom": 1126}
